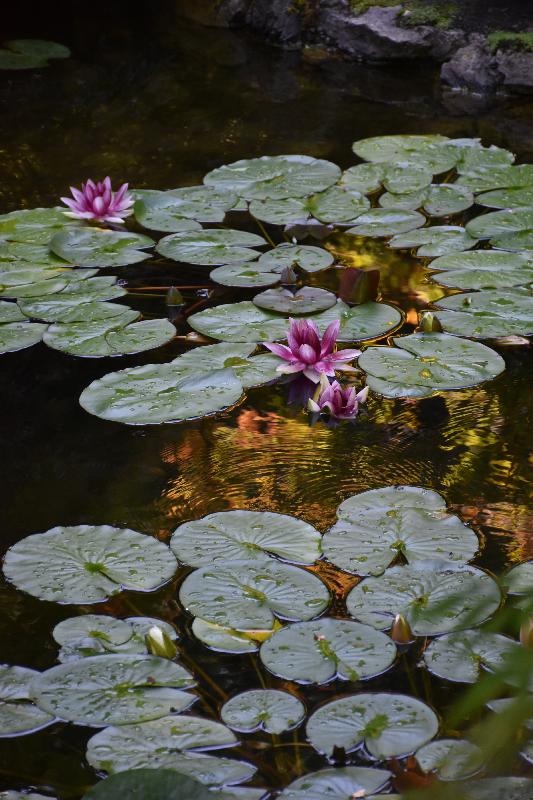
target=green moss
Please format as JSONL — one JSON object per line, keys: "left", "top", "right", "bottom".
{"left": 488, "top": 31, "right": 533, "bottom": 53}
{"left": 350, "top": 0, "right": 457, "bottom": 30}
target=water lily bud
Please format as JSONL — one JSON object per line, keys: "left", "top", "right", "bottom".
{"left": 520, "top": 617, "right": 533, "bottom": 648}
{"left": 145, "top": 626, "right": 178, "bottom": 659}
{"left": 419, "top": 312, "right": 442, "bottom": 333}
{"left": 391, "top": 614, "right": 414, "bottom": 644}
{"left": 166, "top": 286, "right": 184, "bottom": 306}
{"left": 280, "top": 265, "right": 298, "bottom": 285}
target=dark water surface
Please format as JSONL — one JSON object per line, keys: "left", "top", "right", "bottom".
{"left": 0, "top": 4, "right": 532, "bottom": 797}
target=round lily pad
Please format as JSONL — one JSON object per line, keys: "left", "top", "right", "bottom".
{"left": 256, "top": 244, "right": 334, "bottom": 274}
{"left": 53, "top": 615, "right": 177, "bottom": 662}
{"left": 503, "top": 561, "right": 533, "bottom": 594}
{"left": 279, "top": 766, "right": 392, "bottom": 799}
{"left": 179, "top": 559, "right": 329, "bottom": 630}
{"left": 204, "top": 155, "right": 341, "bottom": 200}
{"left": 389, "top": 226, "right": 478, "bottom": 257}
{"left": 457, "top": 164, "right": 533, "bottom": 193}
{"left": 429, "top": 250, "right": 533, "bottom": 291}
{"left": 306, "top": 692, "right": 439, "bottom": 758}
{"left": 359, "top": 332, "right": 506, "bottom": 398}
{"left": 259, "top": 618, "right": 396, "bottom": 684}
{"left": 423, "top": 629, "right": 521, "bottom": 683}
{"left": 477, "top": 187, "right": 533, "bottom": 210}
{"left": 31, "top": 655, "right": 195, "bottom": 727}
{"left": 51, "top": 229, "right": 154, "bottom": 267}
{"left": 380, "top": 184, "right": 474, "bottom": 217}
{"left": 156, "top": 229, "right": 265, "bottom": 266}
{"left": 86, "top": 714, "right": 256, "bottom": 785}
{"left": 191, "top": 619, "right": 259, "bottom": 654}
{"left": 456, "top": 144, "right": 515, "bottom": 175}
{"left": 253, "top": 287, "right": 336, "bottom": 315}
{"left": 435, "top": 289, "right": 533, "bottom": 338}
{"left": 18, "top": 298, "right": 135, "bottom": 324}
{"left": 323, "top": 485, "right": 478, "bottom": 576}
{"left": 341, "top": 163, "right": 387, "bottom": 194}
{"left": 382, "top": 164, "right": 433, "bottom": 194}
{"left": 346, "top": 561, "right": 501, "bottom": 635}
{"left": 82, "top": 769, "right": 215, "bottom": 800}
{"left": 2, "top": 524, "right": 178, "bottom": 603}
{"left": 170, "top": 341, "right": 281, "bottom": 388}
{"left": 210, "top": 264, "right": 280, "bottom": 288}
{"left": 346, "top": 210, "right": 425, "bottom": 238}
{"left": 170, "top": 509, "right": 321, "bottom": 566}
{"left": 0, "top": 207, "right": 78, "bottom": 244}
{"left": 352, "top": 134, "right": 450, "bottom": 164}
{"left": 338, "top": 485, "right": 446, "bottom": 515}
{"left": 466, "top": 208, "right": 533, "bottom": 241}
{"left": 221, "top": 689, "right": 305, "bottom": 734}
{"left": 44, "top": 317, "right": 175, "bottom": 358}
{"left": 0, "top": 319, "right": 47, "bottom": 354}
{"left": 0, "top": 241, "right": 71, "bottom": 266}
{"left": 80, "top": 365, "right": 244, "bottom": 425}
{"left": 250, "top": 187, "right": 369, "bottom": 226}
{"left": 0, "top": 665, "right": 55, "bottom": 737}
{"left": 415, "top": 739, "right": 484, "bottom": 781}
{"left": 134, "top": 186, "right": 236, "bottom": 230}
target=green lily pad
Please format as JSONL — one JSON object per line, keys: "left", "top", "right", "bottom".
{"left": 381, "top": 164, "right": 433, "bottom": 194}
{"left": 378, "top": 188, "right": 428, "bottom": 212}
{"left": 179, "top": 559, "right": 329, "bottom": 630}
{"left": 80, "top": 366, "right": 244, "bottom": 425}
{"left": 259, "top": 618, "right": 396, "bottom": 684}
{"left": 423, "top": 629, "right": 520, "bottom": 684}
{"left": 346, "top": 561, "right": 501, "bottom": 635}
{"left": 18, "top": 299, "right": 135, "bottom": 324}
{"left": 0, "top": 241, "right": 71, "bottom": 266}
{"left": 31, "top": 655, "right": 195, "bottom": 727}
{"left": 492, "top": 230, "right": 533, "bottom": 250}
{"left": 86, "top": 714, "right": 256, "bottom": 785}
{"left": 0, "top": 665, "right": 55, "bottom": 736}
{"left": 83, "top": 769, "right": 215, "bottom": 800}
{"left": 204, "top": 155, "right": 341, "bottom": 200}
{"left": 279, "top": 766, "right": 391, "bottom": 799}
{"left": 503, "top": 561, "right": 533, "bottom": 594}
{"left": 257, "top": 244, "right": 334, "bottom": 274}
{"left": 456, "top": 144, "right": 515, "bottom": 175}
{"left": 171, "top": 342, "right": 281, "bottom": 388}
{"left": 53, "top": 615, "right": 177, "bottom": 662}
{"left": 389, "top": 226, "right": 478, "bottom": 257}
{"left": 323, "top": 485, "right": 478, "bottom": 576}
{"left": 4, "top": 39, "right": 70, "bottom": 60}
{"left": 250, "top": 187, "right": 369, "bottom": 226}
{"left": 253, "top": 286, "right": 336, "bottom": 314}
{"left": 477, "top": 187, "right": 533, "bottom": 210}
{"left": 156, "top": 229, "right": 265, "bottom": 266}
{"left": 191, "top": 619, "right": 260, "bottom": 654}
{"left": 134, "top": 186, "right": 236, "bottom": 230}
{"left": 466, "top": 208, "right": 533, "bottom": 241}
{"left": 414, "top": 739, "right": 484, "bottom": 781}
{"left": 0, "top": 794, "right": 56, "bottom": 800}
{"left": 338, "top": 485, "right": 446, "bottom": 514}
{"left": 359, "top": 332, "right": 506, "bottom": 398}
{"left": 210, "top": 263, "right": 280, "bottom": 288}
{"left": 346, "top": 210, "right": 425, "bottom": 238}
{"left": 380, "top": 184, "right": 474, "bottom": 217}
{"left": 306, "top": 692, "right": 439, "bottom": 758}
{"left": 341, "top": 164, "right": 387, "bottom": 194}
{"left": 429, "top": 250, "right": 533, "bottom": 290}
{"left": 456, "top": 165, "right": 533, "bottom": 193}
{"left": 44, "top": 317, "right": 175, "bottom": 358}
{"left": 0, "top": 302, "right": 26, "bottom": 323}
{"left": 0, "top": 310, "right": 47, "bottom": 353}
{"left": 0, "top": 265, "right": 97, "bottom": 288}
{"left": 2, "top": 524, "right": 177, "bottom": 603}
{"left": 434, "top": 288, "right": 533, "bottom": 338}
{"left": 462, "top": 778, "right": 533, "bottom": 800}
{"left": 221, "top": 689, "right": 305, "bottom": 734}
{"left": 0, "top": 50, "right": 47, "bottom": 69}
{"left": 352, "top": 134, "right": 450, "bottom": 164}
{"left": 0, "top": 207, "right": 79, "bottom": 244}
{"left": 170, "top": 509, "right": 321, "bottom": 566}
{"left": 51, "top": 229, "right": 154, "bottom": 267}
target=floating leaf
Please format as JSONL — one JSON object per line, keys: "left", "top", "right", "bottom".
{"left": 157, "top": 229, "right": 265, "bottom": 266}
{"left": 0, "top": 300, "right": 47, "bottom": 354}
{"left": 423, "top": 629, "right": 520, "bottom": 684}
{"left": 51, "top": 229, "right": 154, "bottom": 267}
{"left": 191, "top": 619, "right": 260, "bottom": 654}
{"left": 429, "top": 250, "right": 533, "bottom": 290}
{"left": 434, "top": 288, "right": 533, "bottom": 338}
{"left": 0, "top": 50, "right": 47, "bottom": 69}
{"left": 306, "top": 692, "right": 439, "bottom": 758}
{"left": 0, "top": 794, "right": 56, "bottom": 800}
{"left": 221, "top": 689, "right": 305, "bottom": 734}
{"left": 179, "top": 559, "right": 329, "bottom": 630}
{"left": 382, "top": 164, "right": 433, "bottom": 194}
{"left": 341, "top": 164, "right": 387, "bottom": 194}
{"left": 462, "top": 777, "right": 533, "bottom": 799}
{"left": 380, "top": 185, "right": 474, "bottom": 217}
{"left": 259, "top": 618, "right": 396, "bottom": 684}
{"left": 457, "top": 164, "right": 533, "bottom": 193}
{"left": 86, "top": 715, "right": 256, "bottom": 785}
{"left": 83, "top": 769, "right": 214, "bottom": 800}
{"left": 0, "top": 241, "right": 71, "bottom": 266}
{"left": 253, "top": 287, "right": 336, "bottom": 314}
{"left": 347, "top": 561, "right": 501, "bottom": 635}
{"left": 53, "top": 615, "right": 177, "bottom": 662}
{"left": 2, "top": 524, "right": 177, "bottom": 603}
{"left": 256, "top": 244, "right": 334, "bottom": 274}
{"left": 170, "top": 342, "right": 281, "bottom": 388}
{"left": 170, "top": 509, "right": 321, "bottom": 566}
{"left": 210, "top": 264, "right": 280, "bottom": 288}
{"left": 414, "top": 739, "right": 484, "bottom": 781}
{"left": 389, "top": 226, "right": 478, "bottom": 257}
{"left": 31, "top": 655, "right": 195, "bottom": 727}
{"left": 503, "top": 561, "right": 533, "bottom": 594}
{"left": 0, "top": 207, "right": 78, "bottom": 244}
{"left": 279, "top": 766, "right": 391, "bottom": 799}
{"left": 44, "top": 317, "right": 175, "bottom": 358}
{"left": 134, "top": 186, "right": 236, "bottom": 230}
{"left": 19, "top": 299, "right": 135, "bottom": 324}
{"left": 4, "top": 39, "right": 70, "bottom": 60}
{"left": 323, "top": 485, "right": 478, "bottom": 576}
{"left": 359, "top": 332, "right": 505, "bottom": 398}
{"left": 346, "top": 210, "right": 425, "bottom": 238}
{"left": 250, "top": 187, "right": 369, "bottom": 226}
{"left": 338, "top": 485, "right": 446, "bottom": 515}
{"left": 466, "top": 208, "right": 533, "bottom": 242}
{"left": 352, "top": 135, "right": 450, "bottom": 164}
{"left": 477, "top": 187, "right": 533, "bottom": 210}
{"left": 0, "top": 665, "right": 55, "bottom": 737}
{"left": 456, "top": 145, "right": 515, "bottom": 175}
{"left": 0, "top": 265, "right": 96, "bottom": 289}
{"left": 204, "top": 155, "right": 341, "bottom": 200}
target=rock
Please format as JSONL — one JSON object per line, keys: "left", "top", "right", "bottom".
{"left": 247, "top": 0, "right": 304, "bottom": 47}
{"left": 441, "top": 34, "right": 499, "bottom": 93}
{"left": 495, "top": 50, "right": 533, "bottom": 94}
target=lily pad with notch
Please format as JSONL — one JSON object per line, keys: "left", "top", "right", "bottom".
{"left": 31, "top": 655, "right": 195, "bottom": 727}
{"left": 0, "top": 207, "right": 80, "bottom": 244}
{"left": 249, "top": 186, "right": 369, "bottom": 226}
{"left": 352, "top": 134, "right": 451, "bottom": 166}
{"left": 423, "top": 629, "right": 521, "bottom": 684}
{"left": 389, "top": 226, "right": 478, "bottom": 257}
{"left": 2, "top": 524, "right": 178, "bottom": 603}
{"left": 346, "top": 210, "right": 425, "bottom": 238}
{"left": 156, "top": 229, "right": 265, "bottom": 266}
{"left": 43, "top": 316, "right": 175, "bottom": 358}
{"left": 476, "top": 187, "right": 533, "bottom": 210}
{"left": 253, "top": 287, "right": 336, "bottom": 315}
{"left": 221, "top": 689, "right": 305, "bottom": 734}
{"left": 456, "top": 165, "right": 533, "bottom": 193}
{"left": 429, "top": 250, "right": 533, "bottom": 290}
{"left": 434, "top": 288, "right": 533, "bottom": 338}
{"left": 82, "top": 769, "right": 215, "bottom": 800}
{"left": 0, "top": 301, "right": 47, "bottom": 353}
{"left": 0, "top": 664, "right": 55, "bottom": 737}
{"left": 134, "top": 186, "right": 236, "bottom": 230}
{"left": 18, "top": 299, "right": 135, "bottom": 325}
{"left": 502, "top": 561, "right": 533, "bottom": 594}
{"left": 380, "top": 185, "right": 474, "bottom": 217}
{"left": 306, "top": 691, "right": 439, "bottom": 758}
{"left": 465, "top": 208, "right": 533, "bottom": 243}
{"left": 340, "top": 163, "right": 388, "bottom": 194}
{"left": 414, "top": 738, "right": 484, "bottom": 781}
{"left": 170, "top": 341, "right": 281, "bottom": 388}
{"left": 210, "top": 263, "right": 280, "bottom": 288}
{"left": 51, "top": 229, "right": 155, "bottom": 267}
{"left": 256, "top": 244, "right": 334, "bottom": 274}
{"left": 279, "top": 766, "right": 392, "bottom": 799}
{"left": 346, "top": 561, "right": 501, "bottom": 635}
{"left": 259, "top": 617, "right": 396, "bottom": 684}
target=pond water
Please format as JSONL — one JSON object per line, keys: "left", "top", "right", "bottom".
{"left": 0, "top": 4, "right": 532, "bottom": 798}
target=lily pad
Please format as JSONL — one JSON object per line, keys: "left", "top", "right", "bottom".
{"left": 44, "top": 317, "right": 175, "bottom": 358}
{"left": 0, "top": 664, "right": 55, "bottom": 736}
{"left": 462, "top": 777, "right": 533, "bottom": 799}
{"left": 221, "top": 689, "right": 305, "bottom": 734}
{"left": 157, "top": 229, "right": 265, "bottom": 266}
{"left": 191, "top": 619, "right": 260, "bottom": 654}
{"left": 19, "top": 299, "right": 135, "bottom": 325}
{"left": 0, "top": 207, "right": 79, "bottom": 244}
{"left": 83, "top": 769, "right": 214, "bottom": 800}
{"left": 477, "top": 187, "right": 533, "bottom": 210}
{"left": 250, "top": 187, "right": 369, "bottom": 226}
{"left": 210, "top": 264, "right": 280, "bottom": 288}
{"left": 382, "top": 164, "right": 433, "bottom": 194}
{"left": 134, "top": 186, "right": 236, "bottom": 230}
{"left": 306, "top": 692, "right": 439, "bottom": 758}
{"left": 414, "top": 739, "right": 484, "bottom": 780}
{"left": 346, "top": 210, "right": 425, "bottom": 238}
{"left": 429, "top": 250, "right": 533, "bottom": 290}
{"left": 51, "top": 229, "right": 154, "bottom": 267}
{"left": 346, "top": 561, "right": 501, "bottom": 635}
{"left": 456, "top": 144, "right": 515, "bottom": 174}
{"left": 31, "top": 655, "right": 195, "bottom": 727}
{"left": 170, "top": 509, "right": 321, "bottom": 566}
{"left": 338, "top": 485, "right": 446, "bottom": 514}
{"left": 389, "top": 226, "right": 478, "bottom": 257}
{"left": 0, "top": 265, "right": 97, "bottom": 289}
{"left": 0, "top": 50, "right": 47, "bottom": 69}
{"left": 253, "top": 287, "right": 336, "bottom": 314}
{"left": 324, "top": 486, "right": 477, "bottom": 576}
{"left": 380, "top": 185, "right": 474, "bottom": 217}
{"left": 53, "top": 615, "right": 177, "bottom": 662}
{"left": 179, "top": 559, "right": 329, "bottom": 630}
{"left": 0, "top": 241, "right": 71, "bottom": 266}
{"left": 80, "top": 366, "right": 244, "bottom": 425}
{"left": 0, "top": 307, "right": 47, "bottom": 353}
{"left": 86, "top": 715, "right": 256, "bottom": 785}
{"left": 423, "top": 629, "right": 520, "bottom": 684}
{"left": 171, "top": 342, "right": 281, "bottom": 388}
{"left": 456, "top": 164, "right": 533, "bottom": 193}
{"left": 434, "top": 288, "right": 533, "bottom": 338}
{"left": 503, "top": 561, "right": 533, "bottom": 594}
{"left": 259, "top": 618, "right": 396, "bottom": 684}
{"left": 359, "top": 332, "right": 506, "bottom": 398}
{"left": 279, "top": 766, "right": 391, "bottom": 799}
{"left": 352, "top": 134, "right": 450, "bottom": 164}
{"left": 4, "top": 39, "right": 70, "bottom": 60}
{"left": 2, "top": 524, "right": 177, "bottom": 603}
{"left": 0, "top": 794, "right": 56, "bottom": 800}
{"left": 256, "top": 244, "right": 334, "bottom": 274}
{"left": 466, "top": 208, "right": 533, "bottom": 241}
{"left": 204, "top": 155, "right": 341, "bottom": 200}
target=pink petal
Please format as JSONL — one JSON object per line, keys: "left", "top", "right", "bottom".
{"left": 320, "top": 320, "right": 340, "bottom": 356}
{"left": 298, "top": 343, "right": 318, "bottom": 365}
{"left": 327, "top": 348, "right": 361, "bottom": 363}
{"left": 264, "top": 342, "right": 294, "bottom": 360}
{"left": 278, "top": 363, "right": 306, "bottom": 374}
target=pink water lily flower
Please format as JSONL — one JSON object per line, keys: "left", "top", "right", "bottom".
{"left": 308, "top": 374, "right": 369, "bottom": 420}
{"left": 264, "top": 318, "right": 360, "bottom": 383}
{"left": 61, "top": 177, "right": 134, "bottom": 224}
